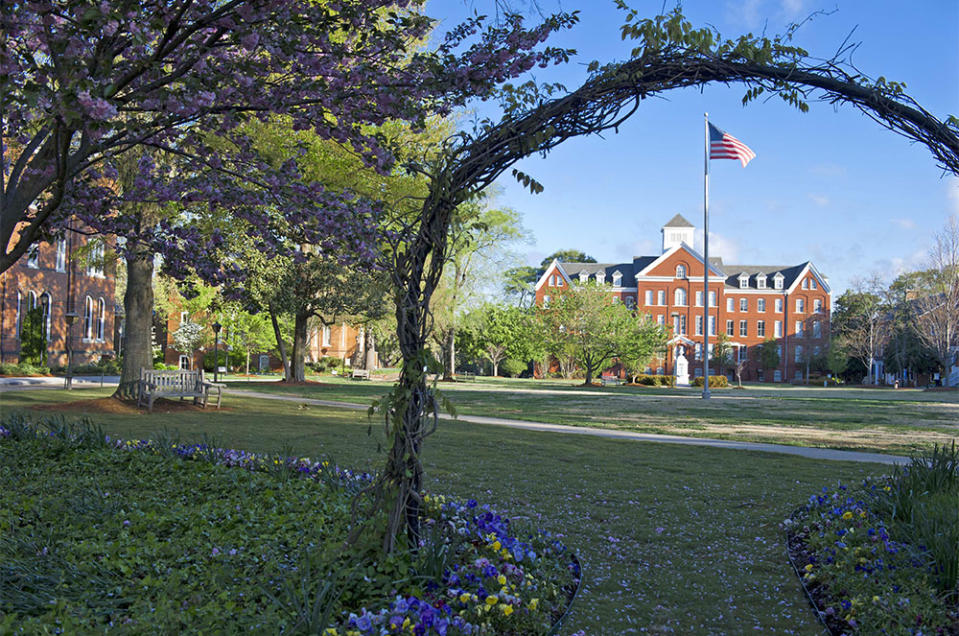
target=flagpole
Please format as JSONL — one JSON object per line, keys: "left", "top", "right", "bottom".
{"left": 703, "top": 113, "right": 711, "bottom": 400}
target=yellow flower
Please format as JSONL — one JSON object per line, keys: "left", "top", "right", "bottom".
{"left": 459, "top": 593, "right": 471, "bottom": 604}
{"left": 872, "top": 596, "right": 880, "bottom": 603}
{"left": 403, "top": 617, "right": 411, "bottom": 629}
{"left": 528, "top": 598, "right": 539, "bottom": 610}
{"left": 492, "top": 540, "right": 501, "bottom": 551}
{"left": 804, "top": 564, "right": 814, "bottom": 572}
{"left": 497, "top": 574, "right": 506, "bottom": 585}
{"left": 486, "top": 595, "right": 498, "bottom": 606}
{"left": 500, "top": 604, "right": 514, "bottom": 616}
{"left": 323, "top": 629, "right": 337, "bottom": 636}
{"left": 842, "top": 511, "right": 853, "bottom": 520}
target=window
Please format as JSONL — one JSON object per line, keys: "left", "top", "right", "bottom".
{"left": 796, "top": 298, "right": 805, "bottom": 313}
{"left": 612, "top": 271, "right": 622, "bottom": 287}
{"left": 656, "top": 366, "right": 664, "bottom": 375}
{"left": 739, "top": 298, "right": 748, "bottom": 312}
{"left": 543, "top": 295, "right": 550, "bottom": 306}
{"left": 679, "top": 314, "right": 687, "bottom": 335}
{"left": 579, "top": 272, "right": 588, "bottom": 283}
{"left": 15, "top": 292, "right": 21, "bottom": 337}
{"left": 795, "top": 321, "right": 804, "bottom": 337}
{"left": 180, "top": 311, "right": 189, "bottom": 325}
{"left": 739, "top": 320, "right": 748, "bottom": 337}
{"left": 795, "top": 370, "right": 803, "bottom": 380}
{"left": 657, "top": 290, "right": 665, "bottom": 306}
{"left": 726, "top": 320, "right": 734, "bottom": 336}
{"left": 96, "top": 297, "right": 105, "bottom": 341}
{"left": 625, "top": 297, "right": 635, "bottom": 310}
{"left": 695, "top": 291, "right": 703, "bottom": 307}
{"left": 83, "top": 296, "right": 94, "bottom": 340}
{"left": 777, "top": 345, "right": 782, "bottom": 358}
{"left": 645, "top": 290, "right": 653, "bottom": 306}
{"left": 695, "top": 315, "right": 703, "bottom": 335}
{"left": 694, "top": 343, "right": 702, "bottom": 361}
{"left": 549, "top": 275, "right": 556, "bottom": 287}
{"left": 674, "top": 288, "right": 687, "bottom": 306}
{"left": 612, "top": 296, "right": 620, "bottom": 304}
{"left": 657, "top": 314, "right": 665, "bottom": 326}
{"left": 813, "top": 321, "right": 822, "bottom": 338}
{"left": 757, "top": 298, "right": 766, "bottom": 312}
{"left": 774, "top": 320, "right": 782, "bottom": 338}
{"left": 757, "top": 320, "right": 765, "bottom": 337}
{"left": 795, "top": 345, "right": 803, "bottom": 363}
{"left": 775, "top": 298, "right": 783, "bottom": 313}
{"left": 26, "top": 245, "right": 39, "bottom": 268}
{"left": 757, "top": 275, "right": 767, "bottom": 289}
{"left": 708, "top": 315, "right": 716, "bottom": 336}
{"left": 738, "top": 346, "right": 747, "bottom": 362}
{"left": 556, "top": 277, "right": 564, "bottom": 287}
{"left": 676, "top": 264, "right": 686, "bottom": 278}
{"left": 802, "top": 278, "right": 809, "bottom": 289}
{"left": 773, "top": 369, "right": 782, "bottom": 382}
{"left": 55, "top": 237, "right": 67, "bottom": 272}
{"left": 813, "top": 345, "right": 821, "bottom": 357}
{"left": 814, "top": 299, "right": 823, "bottom": 313}
{"left": 322, "top": 325, "right": 331, "bottom": 346}
{"left": 811, "top": 278, "right": 817, "bottom": 290}
{"left": 86, "top": 240, "right": 104, "bottom": 277}
{"left": 773, "top": 274, "right": 783, "bottom": 290}
{"left": 40, "top": 293, "right": 51, "bottom": 341}
{"left": 726, "top": 298, "right": 734, "bottom": 312}
{"left": 739, "top": 274, "right": 749, "bottom": 289}
{"left": 595, "top": 271, "right": 605, "bottom": 285}
{"left": 694, "top": 367, "right": 703, "bottom": 377}
{"left": 708, "top": 291, "right": 716, "bottom": 307}
{"left": 179, "top": 355, "right": 190, "bottom": 370}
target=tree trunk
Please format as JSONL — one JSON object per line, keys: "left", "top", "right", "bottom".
{"left": 445, "top": 328, "right": 455, "bottom": 380}
{"left": 269, "top": 306, "right": 290, "bottom": 381}
{"left": 115, "top": 246, "right": 154, "bottom": 398}
{"left": 290, "top": 311, "right": 309, "bottom": 382}
{"left": 245, "top": 350, "right": 250, "bottom": 375}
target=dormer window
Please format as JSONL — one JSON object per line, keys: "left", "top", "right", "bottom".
{"left": 612, "top": 271, "right": 622, "bottom": 287}
{"left": 773, "top": 273, "right": 784, "bottom": 290}
{"left": 26, "top": 245, "right": 39, "bottom": 269}
{"left": 738, "top": 273, "right": 749, "bottom": 289}
{"left": 756, "top": 274, "right": 767, "bottom": 289}
{"left": 676, "top": 264, "right": 686, "bottom": 278}
{"left": 579, "top": 271, "right": 588, "bottom": 283}
{"left": 595, "top": 271, "right": 605, "bottom": 285}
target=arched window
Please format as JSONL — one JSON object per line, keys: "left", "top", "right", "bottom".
{"left": 27, "top": 291, "right": 38, "bottom": 311}
{"left": 84, "top": 296, "right": 94, "bottom": 340}
{"left": 40, "top": 293, "right": 52, "bottom": 341}
{"left": 674, "top": 288, "right": 687, "bottom": 306}
{"left": 15, "top": 291, "right": 22, "bottom": 337}
{"left": 97, "top": 297, "right": 106, "bottom": 341}
{"left": 676, "top": 264, "right": 686, "bottom": 278}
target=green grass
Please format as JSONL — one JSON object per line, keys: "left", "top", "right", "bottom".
{"left": 218, "top": 375, "right": 959, "bottom": 454}
{"left": 0, "top": 387, "right": 896, "bottom": 633}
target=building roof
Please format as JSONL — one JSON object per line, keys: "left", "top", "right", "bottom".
{"left": 663, "top": 213, "right": 694, "bottom": 228}
{"left": 720, "top": 263, "right": 806, "bottom": 290}
{"left": 563, "top": 261, "right": 636, "bottom": 285}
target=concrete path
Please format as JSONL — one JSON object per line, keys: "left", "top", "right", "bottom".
{"left": 0, "top": 375, "right": 120, "bottom": 390}
{"left": 224, "top": 389, "right": 909, "bottom": 466}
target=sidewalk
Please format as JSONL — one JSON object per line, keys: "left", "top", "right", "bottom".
{"left": 224, "top": 389, "right": 909, "bottom": 466}
{"left": 0, "top": 375, "right": 120, "bottom": 389}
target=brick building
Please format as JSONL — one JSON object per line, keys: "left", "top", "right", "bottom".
{"left": 534, "top": 214, "right": 831, "bottom": 382}
{"left": 0, "top": 231, "right": 117, "bottom": 367}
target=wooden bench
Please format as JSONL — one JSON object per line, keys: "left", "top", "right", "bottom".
{"left": 137, "top": 369, "right": 225, "bottom": 412}
{"left": 457, "top": 371, "right": 476, "bottom": 382}
{"left": 600, "top": 373, "right": 622, "bottom": 386}
{"left": 350, "top": 368, "right": 370, "bottom": 380}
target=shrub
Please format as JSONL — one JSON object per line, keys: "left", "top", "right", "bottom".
{"left": 0, "top": 362, "right": 51, "bottom": 376}
{"left": 692, "top": 375, "right": 729, "bottom": 388}
{"left": 500, "top": 358, "right": 528, "bottom": 377}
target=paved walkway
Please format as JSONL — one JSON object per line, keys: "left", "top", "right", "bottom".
{"left": 224, "top": 389, "right": 909, "bottom": 466}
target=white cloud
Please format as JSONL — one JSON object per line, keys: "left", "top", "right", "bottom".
{"left": 808, "top": 194, "right": 829, "bottom": 207}
{"left": 725, "top": 0, "right": 764, "bottom": 28}
{"left": 694, "top": 229, "right": 740, "bottom": 263}
{"left": 892, "top": 218, "right": 916, "bottom": 230}
{"left": 947, "top": 177, "right": 959, "bottom": 214}
{"left": 781, "top": 0, "right": 805, "bottom": 17}
{"left": 809, "top": 163, "right": 847, "bottom": 178}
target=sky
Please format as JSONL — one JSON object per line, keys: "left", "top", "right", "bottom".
{"left": 427, "top": 0, "right": 959, "bottom": 296}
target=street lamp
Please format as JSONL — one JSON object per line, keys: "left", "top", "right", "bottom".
{"left": 64, "top": 311, "right": 79, "bottom": 390}
{"left": 212, "top": 321, "right": 222, "bottom": 383}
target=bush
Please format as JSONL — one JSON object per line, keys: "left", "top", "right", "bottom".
{"left": 692, "top": 375, "right": 729, "bottom": 388}
{"left": 308, "top": 356, "right": 342, "bottom": 374}
{"left": 0, "top": 362, "right": 51, "bottom": 376}
{"left": 632, "top": 374, "right": 674, "bottom": 387}
{"left": 500, "top": 358, "right": 528, "bottom": 377}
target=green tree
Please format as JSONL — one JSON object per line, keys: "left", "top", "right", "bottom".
{"left": 171, "top": 321, "right": 205, "bottom": 370}
{"left": 19, "top": 307, "right": 46, "bottom": 366}
{"left": 833, "top": 282, "right": 890, "bottom": 384}
{"left": 824, "top": 339, "right": 849, "bottom": 379}
{"left": 539, "top": 250, "right": 596, "bottom": 269}
{"left": 755, "top": 339, "right": 781, "bottom": 376}
{"left": 502, "top": 265, "right": 539, "bottom": 307}
{"left": 468, "top": 304, "right": 530, "bottom": 376}
{"left": 710, "top": 332, "right": 734, "bottom": 378}
{"left": 618, "top": 313, "right": 669, "bottom": 383}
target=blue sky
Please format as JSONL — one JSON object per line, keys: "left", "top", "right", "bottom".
{"left": 428, "top": 0, "right": 959, "bottom": 296}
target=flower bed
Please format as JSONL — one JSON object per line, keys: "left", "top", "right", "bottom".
{"left": 784, "top": 445, "right": 958, "bottom": 634}
{"left": 0, "top": 416, "right": 581, "bottom": 634}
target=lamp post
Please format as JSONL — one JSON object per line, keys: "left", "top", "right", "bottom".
{"left": 212, "top": 321, "right": 222, "bottom": 383}
{"left": 64, "top": 311, "right": 79, "bottom": 390}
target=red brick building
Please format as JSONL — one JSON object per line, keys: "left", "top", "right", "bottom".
{"left": 534, "top": 214, "right": 831, "bottom": 382}
{"left": 0, "top": 232, "right": 117, "bottom": 367}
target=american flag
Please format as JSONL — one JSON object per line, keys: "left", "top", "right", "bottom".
{"left": 708, "top": 123, "right": 756, "bottom": 167}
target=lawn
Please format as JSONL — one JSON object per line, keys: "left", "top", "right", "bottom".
{"left": 218, "top": 375, "right": 959, "bottom": 455}
{"left": 0, "top": 387, "right": 893, "bottom": 634}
